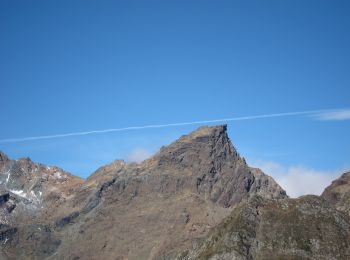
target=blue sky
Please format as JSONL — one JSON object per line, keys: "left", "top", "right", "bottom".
{"left": 1, "top": 1, "right": 349, "bottom": 196}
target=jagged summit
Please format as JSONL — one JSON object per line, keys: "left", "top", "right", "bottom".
{"left": 140, "top": 125, "right": 286, "bottom": 207}
{"left": 159, "top": 124, "right": 232, "bottom": 150}
{"left": 177, "top": 124, "right": 229, "bottom": 141}
{"left": 146, "top": 124, "right": 240, "bottom": 171}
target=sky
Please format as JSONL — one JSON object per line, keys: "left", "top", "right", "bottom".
{"left": 1, "top": 0, "right": 350, "bottom": 197}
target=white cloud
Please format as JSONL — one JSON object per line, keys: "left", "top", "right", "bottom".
{"left": 250, "top": 160, "right": 347, "bottom": 198}
{"left": 315, "top": 109, "right": 350, "bottom": 121}
{"left": 127, "top": 148, "right": 153, "bottom": 163}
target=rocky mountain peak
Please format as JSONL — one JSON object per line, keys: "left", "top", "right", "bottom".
{"left": 138, "top": 125, "right": 286, "bottom": 208}
{"left": 147, "top": 125, "right": 241, "bottom": 171}
{"left": 179, "top": 125, "right": 229, "bottom": 142}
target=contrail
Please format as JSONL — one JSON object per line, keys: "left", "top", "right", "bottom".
{"left": 0, "top": 108, "right": 341, "bottom": 144}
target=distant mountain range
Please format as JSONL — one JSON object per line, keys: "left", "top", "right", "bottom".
{"left": 0, "top": 125, "right": 349, "bottom": 259}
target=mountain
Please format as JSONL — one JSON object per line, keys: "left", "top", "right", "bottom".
{"left": 0, "top": 125, "right": 287, "bottom": 259}
{"left": 1, "top": 125, "right": 349, "bottom": 260}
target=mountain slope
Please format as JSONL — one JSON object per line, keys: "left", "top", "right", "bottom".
{"left": 178, "top": 195, "right": 350, "bottom": 260}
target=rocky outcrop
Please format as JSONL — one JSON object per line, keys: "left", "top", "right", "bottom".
{"left": 0, "top": 190, "right": 16, "bottom": 225}
{"left": 322, "top": 171, "right": 350, "bottom": 215}
{"left": 249, "top": 167, "right": 287, "bottom": 200}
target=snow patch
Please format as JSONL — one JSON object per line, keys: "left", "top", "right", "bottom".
{"left": 10, "top": 189, "right": 27, "bottom": 198}
{"left": 6, "top": 171, "right": 11, "bottom": 183}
